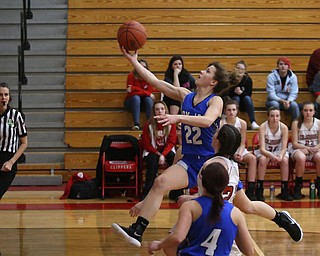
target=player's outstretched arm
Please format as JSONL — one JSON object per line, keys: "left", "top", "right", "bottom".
{"left": 232, "top": 207, "right": 255, "bottom": 256}
{"left": 121, "top": 46, "right": 189, "bottom": 102}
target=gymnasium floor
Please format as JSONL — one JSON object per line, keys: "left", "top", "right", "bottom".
{"left": 0, "top": 186, "right": 319, "bottom": 256}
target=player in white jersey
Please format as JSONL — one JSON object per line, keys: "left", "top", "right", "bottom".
{"left": 254, "top": 106, "right": 292, "bottom": 201}
{"left": 221, "top": 99, "right": 258, "bottom": 201}
{"left": 290, "top": 102, "right": 320, "bottom": 199}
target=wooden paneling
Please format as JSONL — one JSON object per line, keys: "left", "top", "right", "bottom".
{"left": 17, "top": 163, "right": 64, "bottom": 171}
{"left": 65, "top": 111, "right": 148, "bottom": 128}
{"left": 65, "top": 110, "right": 294, "bottom": 130}
{"left": 68, "top": 9, "right": 320, "bottom": 24}
{"left": 238, "top": 111, "right": 292, "bottom": 128}
{"left": 65, "top": 130, "right": 141, "bottom": 148}
{"left": 66, "top": 73, "right": 308, "bottom": 90}
{"left": 65, "top": 92, "right": 161, "bottom": 108}
{"left": 251, "top": 91, "right": 313, "bottom": 108}
{"left": 66, "top": 56, "right": 310, "bottom": 73}
{"left": 65, "top": 152, "right": 98, "bottom": 169}
{"left": 66, "top": 74, "right": 128, "bottom": 90}
{"left": 68, "top": 0, "right": 320, "bottom": 9}
{"left": 68, "top": 24, "right": 320, "bottom": 39}
{"left": 64, "top": 130, "right": 272, "bottom": 149}
{"left": 65, "top": 91, "right": 313, "bottom": 109}
{"left": 66, "top": 92, "right": 126, "bottom": 108}
{"left": 67, "top": 40, "right": 320, "bottom": 56}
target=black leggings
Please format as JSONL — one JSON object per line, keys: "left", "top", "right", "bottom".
{"left": 142, "top": 151, "right": 175, "bottom": 198}
{"left": 0, "top": 152, "right": 17, "bottom": 199}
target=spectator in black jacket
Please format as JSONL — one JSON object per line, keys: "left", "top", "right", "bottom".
{"left": 228, "top": 60, "right": 259, "bottom": 130}
{"left": 163, "top": 55, "right": 196, "bottom": 115}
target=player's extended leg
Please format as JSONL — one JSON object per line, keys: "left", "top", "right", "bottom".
{"left": 111, "top": 164, "right": 188, "bottom": 247}
{"left": 234, "top": 189, "right": 303, "bottom": 242}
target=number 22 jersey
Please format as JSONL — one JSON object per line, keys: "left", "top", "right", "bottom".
{"left": 181, "top": 92, "right": 220, "bottom": 157}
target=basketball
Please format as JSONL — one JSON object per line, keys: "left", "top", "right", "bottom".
{"left": 117, "top": 21, "right": 147, "bottom": 51}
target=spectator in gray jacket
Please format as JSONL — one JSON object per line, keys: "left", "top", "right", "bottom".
{"left": 266, "top": 57, "right": 300, "bottom": 123}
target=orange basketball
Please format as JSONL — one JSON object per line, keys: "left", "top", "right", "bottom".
{"left": 117, "top": 21, "right": 147, "bottom": 51}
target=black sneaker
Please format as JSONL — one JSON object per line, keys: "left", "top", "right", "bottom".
{"left": 293, "top": 183, "right": 304, "bottom": 200}
{"left": 245, "top": 189, "right": 257, "bottom": 201}
{"left": 276, "top": 211, "right": 303, "bottom": 242}
{"left": 255, "top": 187, "right": 265, "bottom": 202}
{"left": 111, "top": 223, "right": 142, "bottom": 247}
{"left": 315, "top": 180, "right": 320, "bottom": 198}
{"left": 280, "top": 190, "right": 293, "bottom": 201}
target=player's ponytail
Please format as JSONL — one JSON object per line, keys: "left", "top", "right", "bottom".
{"left": 201, "top": 162, "right": 229, "bottom": 223}
{"left": 216, "top": 124, "right": 241, "bottom": 159}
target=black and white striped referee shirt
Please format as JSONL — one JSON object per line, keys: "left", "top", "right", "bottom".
{"left": 0, "top": 107, "right": 27, "bottom": 153}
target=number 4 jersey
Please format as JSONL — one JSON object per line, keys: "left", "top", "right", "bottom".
{"left": 177, "top": 197, "right": 237, "bottom": 256}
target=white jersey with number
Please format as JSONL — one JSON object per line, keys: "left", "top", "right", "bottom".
{"left": 297, "top": 118, "right": 320, "bottom": 147}
{"left": 265, "top": 121, "right": 283, "bottom": 154}
{"left": 290, "top": 118, "right": 320, "bottom": 159}
{"left": 255, "top": 121, "right": 288, "bottom": 158}
{"left": 198, "top": 156, "right": 239, "bottom": 204}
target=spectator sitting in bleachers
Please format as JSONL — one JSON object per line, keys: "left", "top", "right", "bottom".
{"left": 289, "top": 102, "right": 320, "bottom": 199}
{"left": 228, "top": 60, "right": 259, "bottom": 130}
{"left": 221, "top": 99, "right": 258, "bottom": 201}
{"left": 306, "top": 48, "right": 320, "bottom": 118}
{"left": 266, "top": 57, "right": 300, "bottom": 124}
{"left": 254, "top": 106, "right": 292, "bottom": 201}
{"left": 163, "top": 55, "right": 196, "bottom": 115}
{"left": 306, "top": 48, "right": 320, "bottom": 96}
{"left": 124, "top": 59, "right": 155, "bottom": 130}
{"left": 140, "top": 100, "right": 177, "bottom": 200}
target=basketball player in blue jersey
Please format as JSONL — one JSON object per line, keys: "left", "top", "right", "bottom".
{"left": 111, "top": 47, "right": 230, "bottom": 247}
{"left": 148, "top": 161, "right": 254, "bottom": 256}
{"left": 177, "top": 124, "right": 303, "bottom": 246}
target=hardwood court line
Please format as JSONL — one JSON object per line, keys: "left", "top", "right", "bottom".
{"left": 1, "top": 200, "right": 319, "bottom": 211}
{"left": 253, "top": 238, "right": 265, "bottom": 256}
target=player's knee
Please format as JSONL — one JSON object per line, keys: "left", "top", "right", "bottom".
{"left": 248, "top": 154, "right": 256, "bottom": 163}
{"left": 240, "top": 202, "right": 255, "bottom": 215}
{"left": 152, "top": 175, "right": 168, "bottom": 193}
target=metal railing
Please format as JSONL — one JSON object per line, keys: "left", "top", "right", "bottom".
{"left": 17, "top": 0, "right": 33, "bottom": 114}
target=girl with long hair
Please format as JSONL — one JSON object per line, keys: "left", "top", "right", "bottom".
{"left": 163, "top": 55, "right": 196, "bottom": 115}
{"left": 140, "top": 100, "right": 176, "bottom": 200}
{"left": 112, "top": 46, "right": 230, "bottom": 247}
{"left": 290, "top": 102, "right": 320, "bottom": 199}
{"left": 0, "top": 82, "right": 28, "bottom": 199}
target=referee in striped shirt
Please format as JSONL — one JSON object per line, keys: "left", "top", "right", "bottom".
{"left": 0, "top": 82, "right": 28, "bottom": 199}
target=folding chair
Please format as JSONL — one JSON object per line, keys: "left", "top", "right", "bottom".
{"left": 100, "top": 135, "right": 140, "bottom": 199}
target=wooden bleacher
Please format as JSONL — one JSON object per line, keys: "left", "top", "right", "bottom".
{"left": 62, "top": 0, "right": 320, "bottom": 182}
